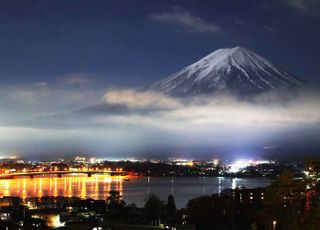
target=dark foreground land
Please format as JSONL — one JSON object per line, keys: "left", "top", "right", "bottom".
{"left": 1, "top": 160, "right": 320, "bottom": 230}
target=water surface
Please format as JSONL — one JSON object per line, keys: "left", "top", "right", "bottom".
{"left": 0, "top": 175, "right": 272, "bottom": 208}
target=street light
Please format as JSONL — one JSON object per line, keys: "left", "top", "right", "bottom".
{"left": 273, "top": 220, "right": 277, "bottom": 230}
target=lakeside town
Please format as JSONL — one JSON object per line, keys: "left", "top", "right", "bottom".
{"left": 0, "top": 156, "right": 304, "bottom": 179}
{"left": 0, "top": 156, "right": 318, "bottom": 229}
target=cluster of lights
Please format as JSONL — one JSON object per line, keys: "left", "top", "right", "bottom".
{"left": 174, "top": 159, "right": 194, "bottom": 166}
{"left": 228, "top": 159, "right": 272, "bottom": 173}
{"left": 31, "top": 214, "right": 65, "bottom": 228}
{"left": 228, "top": 160, "right": 252, "bottom": 173}
{"left": 0, "top": 167, "right": 124, "bottom": 177}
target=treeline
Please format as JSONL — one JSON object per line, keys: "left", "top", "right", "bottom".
{"left": 106, "top": 191, "right": 180, "bottom": 228}
{"left": 103, "top": 161, "right": 219, "bottom": 176}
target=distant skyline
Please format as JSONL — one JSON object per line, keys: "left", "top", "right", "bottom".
{"left": 0, "top": 0, "right": 320, "bottom": 160}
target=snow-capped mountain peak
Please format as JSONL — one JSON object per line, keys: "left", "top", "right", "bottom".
{"left": 148, "top": 46, "right": 304, "bottom": 96}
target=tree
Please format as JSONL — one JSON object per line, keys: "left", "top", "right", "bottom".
{"left": 107, "top": 190, "right": 125, "bottom": 212}
{"left": 144, "top": 194, "right": 165, "bottom": 224}
{"left": 186, "top": 194, "right": 228, "bottom": 229}
{"left": 167, "top": 194, "right": 177, "bottom": 217}
{"left": 260, "top": 170, "right": 306, "bottom": 229}
{"left": 166, "top": 194, "right": 177, "bottom": 227}
{"left": 305, "top": 185, "right": 320, "bottom": 229}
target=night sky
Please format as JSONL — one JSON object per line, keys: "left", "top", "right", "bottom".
{"left": 1, "top": 0, "right": 320, "bottom": 86}
{"left": 0, "top": 0, "right": 320, "bottom": 160}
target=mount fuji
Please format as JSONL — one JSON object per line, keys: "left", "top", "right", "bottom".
{"left": 148, "top": 46, "right": 304, "bottom": 96}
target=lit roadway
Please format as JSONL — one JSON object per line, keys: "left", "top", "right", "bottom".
{"left": 0, "top": 170, "right": 127, "bottom": 179}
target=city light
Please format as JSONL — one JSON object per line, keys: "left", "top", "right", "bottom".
{"left": 228, "top": 160, "right": 252, "bottom": 173}
{"left": 227, "top": 159, "right": 272, "bottom": 173}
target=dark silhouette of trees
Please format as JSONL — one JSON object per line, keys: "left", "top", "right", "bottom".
{"left": 166, "top": 194, "right": 176, "bottom": 217}
{"left": 303, "top": 183, "right": 320, "bottom": 230}
{"left": 259, "top": 170, "right": 307, "bottom": 229}
{"left": 166, "top": 194, "right": 177, "bottom": 227}
{"left": 144, "top": 194, "right": 165, "bottom": 225}
{"left": 106, "top": 190, "right": 125, "bottom": 212}
{"left": 300, "top": 158, "right": 320, "bottom": 229}
{"left": 186, "top": 194, "right": 234, "bottom": 229}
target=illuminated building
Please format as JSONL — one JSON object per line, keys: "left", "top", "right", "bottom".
{"left": 0, "top": 209, "right": 13, "bottom": 221}
{"left": 234, "top": 187, "right": 265, "bottom": 205}
{"left": 89, "top": 157, "right": 96, "bottom": 164}
{"left": 74, "top": 156, "right": 86, "bottom": 164}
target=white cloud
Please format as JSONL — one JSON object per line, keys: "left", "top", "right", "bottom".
{"left": 1, "top": 87, "right": 320, "bottom": 158}
{"left": 97, "top": 88, "right": 320, "bottom": 129}
{"left": 150, "top": 7, "right": 221, "bottom": 33}
{"left": 103, "top": 89, "right": 181, "bottom": 109}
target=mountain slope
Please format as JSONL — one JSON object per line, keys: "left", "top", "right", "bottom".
{"left": 148, "top": 46, "right": 304, "bottom": 96}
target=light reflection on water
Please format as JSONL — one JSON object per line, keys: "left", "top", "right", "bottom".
{"left": 0, "top": 175, "right": 272, "bottom": 208}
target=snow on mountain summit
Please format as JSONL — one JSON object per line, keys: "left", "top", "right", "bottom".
{"left": 148, "top": 46, "right": 304, "bottom": 96}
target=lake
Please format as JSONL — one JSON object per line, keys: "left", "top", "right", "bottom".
{"left": 0, "top": 175, "right": 273, "bottom": 208}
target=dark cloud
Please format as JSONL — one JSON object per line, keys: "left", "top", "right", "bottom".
{"left": 61, "top": 73, "right": 93, "bottom": 86}
{"left": 264, "top": 25, "right": 276, "bottom": 32}
{"left": 281, "top": 0, "right": 320, "bottom": 17}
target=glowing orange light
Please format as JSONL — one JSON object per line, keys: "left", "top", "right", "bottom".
{"left": 187, "top": 161, "right": 194, "bottom": 166}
